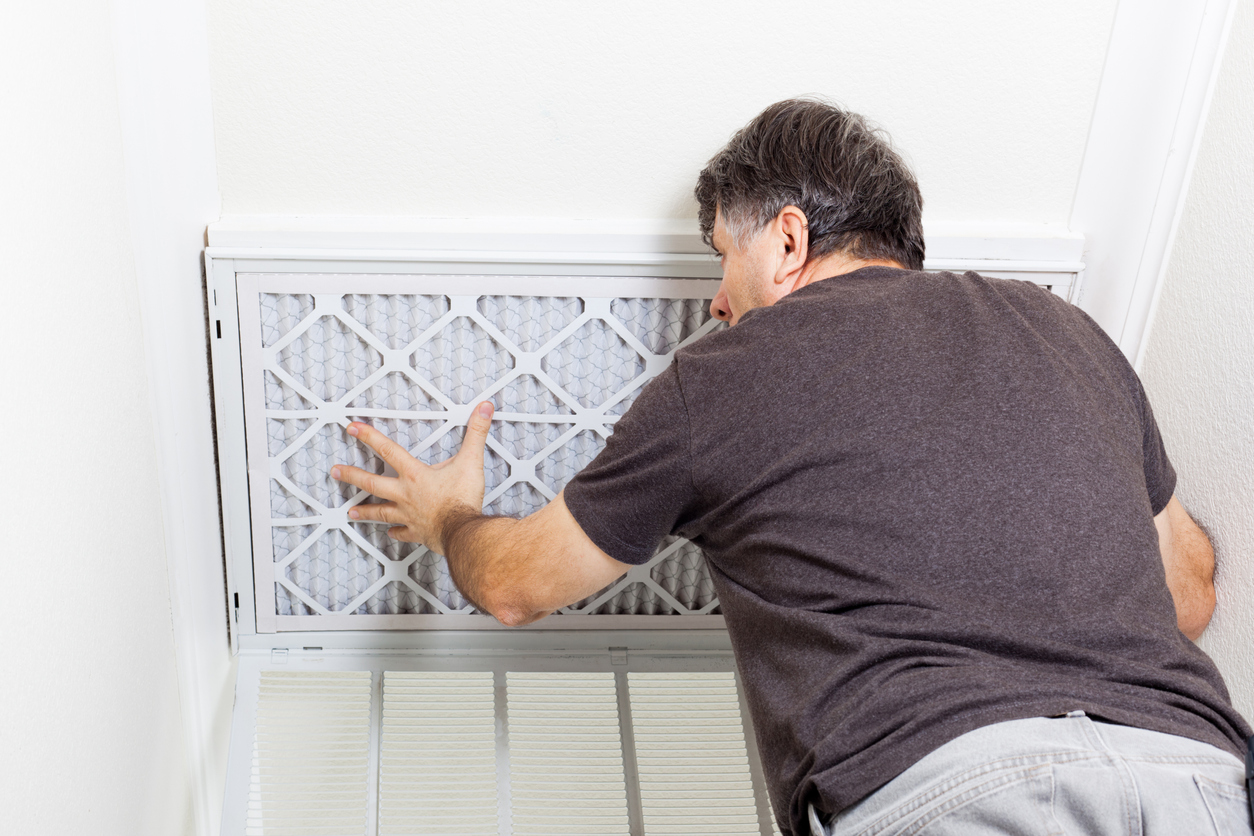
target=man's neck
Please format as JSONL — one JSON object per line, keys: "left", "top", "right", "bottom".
{"left": 796, "top": 254, "right": 906, "bottom": 289}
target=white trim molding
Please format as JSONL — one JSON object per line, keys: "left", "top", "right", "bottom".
{"left": 209, "top": 215, "right": 1088, "bottom": 296}
{"left": 111, "top": 2, "right": 228, "bottom": 836}
{"left": 209, "top": 214, "right": 1086, "bottom": 259}
{"left": 1070, "top": 0, "right": 1239, "bottom": 367}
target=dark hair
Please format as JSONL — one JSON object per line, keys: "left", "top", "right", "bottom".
{"left": 695, "top": 98, "right": 925, "bottom": 271}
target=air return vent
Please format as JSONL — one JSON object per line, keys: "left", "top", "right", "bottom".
{"left": 628, "top": 672, "right": 762, "bottom": 835}
{"left": 506, "top": 672, "right": 630, "bottom": 835}
{"left": 207, "top": 256, "right": 815, "bottom": 836}
{"left": 227, "top": 660, "right": 778, "bottom": 836}
{"left": 232, "top": 273, "right": 726, "bottom": 631}
{"left": 246, "top": 671, "right": 373, "bottom": 835}
{"left": 378, "top": 671, "right": 500, "bottom": 835}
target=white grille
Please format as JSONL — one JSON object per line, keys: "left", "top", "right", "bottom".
{"left": 628, "top": 672, "right": 762, "bottom": 836}
{"left": 226, "top": 660, "right": 779, "bottom": 836}
{"left": 237, "top": 274, "right": 726, "bottom": 630}
{"left": 506, "top": 672, "right": 630, "bottom": 835}
{"left": 379, "top": 671, "right": 499, "bottom": 835}
{"left": 246, "top": 671, "right": 373, "bottom": 836}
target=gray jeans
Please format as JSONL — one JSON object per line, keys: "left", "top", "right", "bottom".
{"left": 809, "top": 712, "right": 1252, "bottom": 836}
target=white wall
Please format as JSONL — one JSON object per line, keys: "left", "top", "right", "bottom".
{"left": 1141, "top": 0, "right": 1254, "bottom": 721}
{"left": 0, "top": 4, "right": 194, "bottom": 835}
{"left": 206, "top": 0, "right": 1116, "bottom": 226}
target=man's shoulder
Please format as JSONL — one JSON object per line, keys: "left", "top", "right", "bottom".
{"left": 934, "top": 269, "right": 1067, "bottom": 307}
{"left": 668, "top": 269, "right": 1121, "bottom": 385}
{"left": 931, "top": 270, "right": 1116, "bottom": 345}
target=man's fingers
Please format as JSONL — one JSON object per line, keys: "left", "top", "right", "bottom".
{"left": 456, "top": 401, "right": 494, "bottom": 463}
{"left": 346, "top": 504, "right": 420, "bottom": 543}
{"left": 347, "top": 421, "right": 421, "bottom": 475}
{"left": 347, "top": 501, "right": 400, "bottom": 524}
{"left": 388, "top": 526, "right": 417, "bottom": 542}
{"left": 331, "top": 464, "right": 402, "bottom": 501}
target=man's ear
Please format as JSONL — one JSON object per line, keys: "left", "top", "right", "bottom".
{"left": 774, "top": 205, "right": 809, "bottom": 286}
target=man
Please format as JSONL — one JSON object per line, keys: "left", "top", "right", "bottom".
{"left": 330, "top": 99, "right": 1252, "bottom": 834}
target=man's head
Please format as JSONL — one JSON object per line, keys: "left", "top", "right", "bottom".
{"left": 696, "top": 99, "right": 925, "bottom": 324}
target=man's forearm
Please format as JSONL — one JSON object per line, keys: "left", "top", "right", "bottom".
{"left": 1170, "top": 509, "right": 1216, "bottom": 640}
{"left": 1157, "top": 497, "right": 1217, "bottom": 640}
{"left": 439, "top": 505, "right": 545, "bottom": 626}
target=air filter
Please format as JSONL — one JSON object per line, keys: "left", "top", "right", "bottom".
{"left": 234, "top": 273, "right": 726, "bottom": 631}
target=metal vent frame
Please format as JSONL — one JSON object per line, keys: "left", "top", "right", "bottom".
{"left": 208, "top": 250, "right": 737, "bottom": 649}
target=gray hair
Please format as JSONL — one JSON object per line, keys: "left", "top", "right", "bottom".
{"left": 695, "top": 98, "right": 925, "bottom": 271}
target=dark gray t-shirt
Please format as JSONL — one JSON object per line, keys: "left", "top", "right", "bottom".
{"left": 564, "top": 267, "right": 1250, "bottom": 835}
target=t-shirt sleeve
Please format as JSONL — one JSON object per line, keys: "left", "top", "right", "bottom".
{"left": 1069, "top": 301, "right": 1176, "bottom": 516}
{"left": 1137, "top": 377, "right": 1177, "bottom": 516}
{"left": 562, "top": 363, "right": 699, "bottom": 565}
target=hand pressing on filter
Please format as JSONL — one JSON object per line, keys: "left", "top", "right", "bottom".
{"left": 329, "top": 402, "right": 631, "bottom": 626}
{"left": 330, "top": 402, "right": 495, "bottom": 556}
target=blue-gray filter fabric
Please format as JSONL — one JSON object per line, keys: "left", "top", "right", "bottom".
{"left": 258, "top": 290, "right": 724, "bottom": 618}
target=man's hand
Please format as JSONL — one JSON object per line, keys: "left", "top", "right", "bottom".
{"left": 330, "top": 402, "right": 632, "bottom": 626}
{"left": 330, "top": 401, "right": 495, "bottom": 556}
{"left": 1155, "top": 495, "right": 1216, "bottom": 641}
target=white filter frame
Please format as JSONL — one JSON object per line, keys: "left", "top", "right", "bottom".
{"left": 213, "top": 262, "right": 733, "bottom": 637}
{"left": 242, "top": 273, "right": 723, "bottom": 632}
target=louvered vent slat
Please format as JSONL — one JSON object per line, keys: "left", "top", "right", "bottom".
{"left": 506, "top": 672, "right": 630, "bottom": 835}
{"left": 378, "top": 671, "right": 499, "bottom": 835}
{"left": 627, "top": 672, "right": 762, "bottom": 835}
{"left": 247, "top": 671, "right": 373, "bottom": 836}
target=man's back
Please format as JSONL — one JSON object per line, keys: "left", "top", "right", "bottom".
{"left": 565, "top": 267, "right": 1250, "bottom": 828}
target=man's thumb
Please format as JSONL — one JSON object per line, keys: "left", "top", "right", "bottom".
{"left": 460, "top": 401, "right": 494, "bottom": 459}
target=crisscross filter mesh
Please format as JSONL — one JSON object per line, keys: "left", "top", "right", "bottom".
{"left": 239, "top": 274, "right": 726, "bottom": 630}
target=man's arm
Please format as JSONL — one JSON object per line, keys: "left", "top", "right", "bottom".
{"left": 438, "top": 492, "right": 631, "bottom": 626}
{"left": 1155, "top": 495, "right": 1216, "bottom": 640}
{"left": 329, "top": 403, "right": 632, "bottom": 626}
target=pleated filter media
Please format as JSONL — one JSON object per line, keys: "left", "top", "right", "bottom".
{"left": 236, "top": 273, "right": 727, "bottom": 630}
{"left": 243, "top": 670, "right": 775, "bottom": 836}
